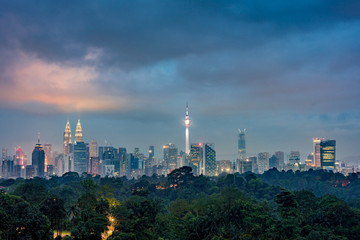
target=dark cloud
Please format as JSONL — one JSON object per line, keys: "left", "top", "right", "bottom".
{"left": 0, "top": 1, "right": 359, "bottom": 160}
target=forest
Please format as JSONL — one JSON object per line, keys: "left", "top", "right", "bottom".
{"left": 1, "top": 167, "right": 360, "bottom": 240}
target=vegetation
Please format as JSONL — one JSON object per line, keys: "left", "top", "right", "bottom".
{"left": 1, "top": 167, "right": 360, "bottom": 239}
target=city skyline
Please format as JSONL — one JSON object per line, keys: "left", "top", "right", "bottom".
{"left": 0, "top": 1, "right": 359, "bottom": 163}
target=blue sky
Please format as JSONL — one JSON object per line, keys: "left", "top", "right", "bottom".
{"left": 0, "top": 1, "right": 359, "bottom": 162}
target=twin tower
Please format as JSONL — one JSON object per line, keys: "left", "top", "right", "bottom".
{"left": 63, "top": 119, "right": 83, "bottom": 155}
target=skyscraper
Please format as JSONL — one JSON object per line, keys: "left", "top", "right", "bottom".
{"left": 236, "top": 129, "right": 246, "bottom": 173}
{"left": 163, "top": 143, "right": 178, "bottom": 171}
{"left": 63, "top": 120, "right": 72, "bottom": 155}
{"left": 184, "top": 103, "right": 191, "bottom": 155}
{"left": 43, "top": 144, "right": 52, "bottom": 172}
{"left": 75, "top": 119, "right": 83, "bottom": 143}
{"left": 15, "top": 147, "right": 26, "bottom": 166}
{"left": 313, "top": 138, "right": 323, "bottom": 168}
{"left": 320, "top": 140, "right": 336, "bottom": 169}
{"left": 202, "top": 143, "right": 217, "bottom": 176}
{"left": 90, "top": 140, "right": 97, "bottom": 158}
{"left": 190, "top": 143, "right": 201, "bottom": 175}
{"left": 74, "top": 141, "right": 87, "bottom": 174}
{"left": 32, "top": 137, "right": 45, "bottom": 177}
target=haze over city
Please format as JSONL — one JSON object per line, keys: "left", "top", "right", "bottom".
{"left": 0, "top": 1, "right": 359, "bottom": 163}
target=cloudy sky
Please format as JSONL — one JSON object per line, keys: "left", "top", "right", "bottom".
{"left": 0, "top": 1, "right": 359, "bottom": 162}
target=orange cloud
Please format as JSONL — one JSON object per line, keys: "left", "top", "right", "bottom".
{"left": 0, "top": 52, "right": 130, "bottom": 113}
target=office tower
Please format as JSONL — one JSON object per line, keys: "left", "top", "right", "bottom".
{"left": 201, "top": 143, "right": 217, "bottom": 176}
{"left": 43, "top": 144, "right": 52, "bottom": 172}
{"left": 219, "top": 160, "right": 232, "bottom": 174}
{"left": 269, "top": 155, "right": 279, "bottom": 169}
{"left": 236, "top": 129, "right": 247, "bottom": 173}
{"left": 190, "top": 143, "right": 201, "bottom": 175}
{"left": 163, "top": 143, "right": 178, "bottom": 171}
{"left": 63, "top": 120, "right": 72, "bottom": 155}
{"left": 75, "top": 119, "right": 83, "bottom": 143}
{"left": 313, "top": 138, "right": 323, "bottom": 168}
{"left": 15, "top": 147, "right": 26, "bottom": 166}
{"left": 274, "top": 151, "right": 284, "bottom": 169}
{"left": 288, "top": 151, "right": 300, "bottom": 166}
{"left": 74, "top": 141, "right": 87, "bottom": 174}
{"left": 32, "top": 137, "right": 45, "bottom": 177}
{"left": 257, "top": 152, "right": 270, "bottom": 174}
{"left": 320, "top": 140, "right": 336, "bottom": 169}
{"left": 184, "top": 103, "right": 191, "bottom": 155}
{"left": 90, "top": 140, "right": 97, "bottom": 158}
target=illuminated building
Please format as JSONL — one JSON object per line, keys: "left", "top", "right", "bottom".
{"left": 32, "top": 136, "right": 45, "bottom": 177}
{"left": 118, "top": 148, "right": 127, "bottom": 176}
{"left": 163, "top": 143, "right": 178, "bottom": 171}
{"left": 90, "top": 140, "right": 97, "bottom": 158}
{"left": 190, "top": 143, "right": 201, "bottom": 175}
{"left": 243, "top": 158, "right": 253, "bottom": 172}
{"left": 305, "top": 154, "right": 313, "bottom": 167}
{"left": 74, "top": 141, "right": 87, "bottom": 174}
{"left": 43, "top": 144, "right": 52, "bottom": 172}
{"left": 184, "top": 103, "right": 191, "bottom": 155}
{"left": 320, "top": 140, "right": 336, "bottom": 169}
{"left": 90, "top": 157, "right": 100, "bottom": 175}
{"left": 15, "top": 147, "right": 26, "bottom": 166}
{"left": 313, "top": 138, "right": 323, "bottom": 168}
{"left": 201, "top": 143, "right": 217, "bottom": 176}
{"left": 145, "top": 146, "right": 154, "bottom": 176}
{"left": 63, "top": 120, "right": 72, "bottom": 155}
{"left": 257, "top": 152, "right": 270, "bottom": 174}
{"left": 236, "top": 129, "right": 247, "bottom": 173}
{"left": 75, "top": 119, "right": 83, "bottom": 143}
{"left": 219, "top": 160, "right": 232, "bottom": 174}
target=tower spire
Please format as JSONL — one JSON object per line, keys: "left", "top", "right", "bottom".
{"left": 184, "top": 103, "right": 191, "bottom": 155}
{"left": 37, "top": 132, "right": 40, "bottom": 144}
{"left": 75, "top": 119, "right": 83, "bottom": 143}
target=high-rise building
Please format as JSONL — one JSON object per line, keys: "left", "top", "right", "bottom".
{"left": 313, "top": 138, "right": 323, "bottom": 168}
{"left": 201, "top": 143, "right": 217, "bottom": 176}
{"left": 75, "top": 119, "right": 83, "bottom": 143}
{"left": 190, "top": 143, "right": 202, "bottom": 175}
{"left": 74, "top": 141, "right": 87, "bottom": 174}
{"left": 274, "top": 151, "right": 284, "bottom": 169}
{"left": 257, "top": 152, "right": 270, "bottom": 174}
{"left": 320, "top": 140, "right": 336, "bottom": 170}
{"left": 63, "top": 120, "right": 72, "bottom": 155}
{"left": 32, "top": 137, "right": 45, "bottom": 177}
{"left": 15, "top": 147, "right": 26, "bottom": 166}
{"left": 184, "top": 103, "right": 191, "bottom": 155}
{"left": 43, "top": 144, "right": 52, "bottom": 172}
{"left": 248, "top": 156, "right": 257, "bottom": 173}
{"left": 163, "top": 143, "right": 178, "bottom": 171}
{"left": 236, "top": 129, "right": 247, "bottom": 173}
{"left": 90, "top": 140, "right": 97, "bottom": 158}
